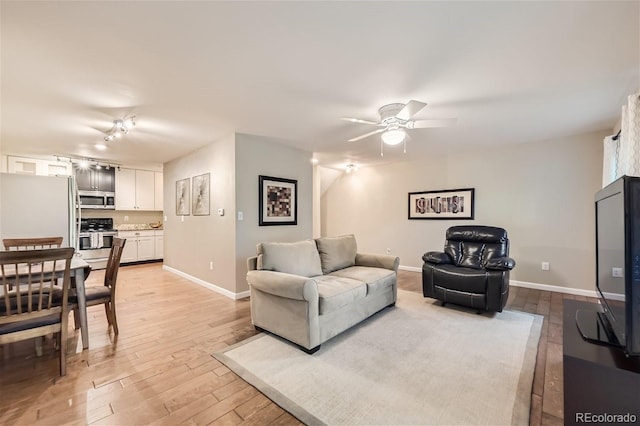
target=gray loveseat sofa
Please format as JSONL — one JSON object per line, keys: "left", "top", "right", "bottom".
{"left": 246, "top": 234, "right": 399, "bottom": 353}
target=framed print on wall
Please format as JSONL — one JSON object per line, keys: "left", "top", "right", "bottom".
{"left": 192, "top": 173, "right": 210, "bottom": 216}
{"left": 176, "top": 178, "right": 190, "bottom": 215}
{"left": 408, "top": 188, "right": 475, "bottom": 220}
{"left": 259, "top": 175, "right": 297, "bottom": 226}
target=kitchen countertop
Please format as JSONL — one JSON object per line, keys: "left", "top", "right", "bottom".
{"left": 115, "top": 224, "right": 163, "bottom": 231}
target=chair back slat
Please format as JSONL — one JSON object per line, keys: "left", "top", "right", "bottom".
{"left": 3, "top": 237, "right": 64, "bottom": 251}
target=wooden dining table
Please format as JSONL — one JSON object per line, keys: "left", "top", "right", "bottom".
{"left": 2, "top": 254, "right": 93, "bottom": 350}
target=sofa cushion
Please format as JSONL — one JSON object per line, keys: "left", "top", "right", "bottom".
{"left": 257, "top": 240, "right": 323, "bottom": 278}
{"left": 315, "top": 234, "right": 357, "bottom": 274}
{"left": 329, "top": 266, "right": 396, "bottom": 296}
{"left": 314, "top": 275, "right": 366, "bottom": 315}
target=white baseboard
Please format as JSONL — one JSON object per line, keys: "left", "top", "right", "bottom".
{"left": 399, "top": 265, "right": 421, "bottom": 273}
{"left": 399, "top": 265, "right": 597, "bottom": 298}
{"left": 509, "top": 280, "right": 597, "bottom": 298}
{"left": 163, "top": 265, "right": 250, "bottom": 300}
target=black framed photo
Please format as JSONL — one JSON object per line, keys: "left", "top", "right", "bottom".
{"left": 408, "top": 188, "right": 475, "bottom": 220}
{"left": 259, "top": 175, "right": 297, "bottom": 226}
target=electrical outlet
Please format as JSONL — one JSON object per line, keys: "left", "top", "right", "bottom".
{"left": 612, "top": 267, "right": 624, "bottom": 277}
{"left": 542, "top": 262, "right": 550, "bottom": 271}
{"left": 237, "top": 211, "right": 244, "bottom": 221}
{"left": 124, "top": 215, "right": 129, "bottom": 222}
{"left": 209, "top": 261, "right": 213, "bottom": 270}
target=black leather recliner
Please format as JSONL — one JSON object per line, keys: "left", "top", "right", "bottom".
{"left": 422, "top": 226, "right": 515, "bottom": 312}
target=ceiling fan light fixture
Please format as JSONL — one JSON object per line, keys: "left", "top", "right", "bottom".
{"left": 381, "top": 129, "right": 406, "bottom": 145}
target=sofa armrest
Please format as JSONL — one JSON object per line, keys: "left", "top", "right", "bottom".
{"left": 246, "top": 270, "right": 318, "bottom": 301}
{"left": 355, "top": 253, "right": 399, "bottom": 272}
{"left": 422, "top": 251, "right": 452, "bottom": 264}
{"left": 247, "top": 256, "right": 258, "bottom": 271}
{"left": 485, "top": 257, "right": 516, "bottom": 271}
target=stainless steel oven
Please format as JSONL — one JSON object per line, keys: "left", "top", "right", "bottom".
{"left": 78, "top": 190, "right": 115, "bottom": 209}
{"left": 78, "top": 218, "right": 117, "bottom": 269}
{"left": 78, "top": 231, "right": 116, "bottom": 250}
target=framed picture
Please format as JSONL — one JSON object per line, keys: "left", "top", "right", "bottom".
{"left": 408, "top": 188, "right": 475, "bottom": 220}
{"left": 192, "top": 173, "right": 210, "bottom": 216}
{"left": 176, "top": 178, "right": 190, "bottom": 216}
{"left": 259, "top": 175, "right": 297, "bottom": 226}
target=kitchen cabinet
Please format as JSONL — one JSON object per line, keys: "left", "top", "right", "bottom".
{"left": 74, "top": 165, "right": 115, "bottom": 192}
{"left": 118, "top": 230, "right": 157, "bottom": 263}
{"left": 154, "top": 230, "right": 163, "bottom": 259}
{"left": 7, "top": 155, "right": 72, "bottom": 176}
{"left": 115, "top": 168, "right": 156, "bottom": 210}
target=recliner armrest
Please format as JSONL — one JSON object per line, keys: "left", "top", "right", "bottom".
{"left": 422, "top": 251, "right": 452, "bottom": 264}
{"left": 485, "top": 257, "right": 516, "bottom": 270}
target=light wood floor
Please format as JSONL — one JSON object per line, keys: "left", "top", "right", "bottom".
{"left": 0, "top": 263, "right": 588, "bottom": 425}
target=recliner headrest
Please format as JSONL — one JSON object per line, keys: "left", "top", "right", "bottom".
{"left": 446, "top": 226, "right": 508, "bottom": 243}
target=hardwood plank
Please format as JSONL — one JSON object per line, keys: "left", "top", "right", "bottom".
{"left": 542, "top": 342, "right": 564, "bottom": 420}
{"left": 186, "top": 386, "right": 259, "bottom": 425}
{"left": 530, "top": 394, "right": 543, "bottom": 426}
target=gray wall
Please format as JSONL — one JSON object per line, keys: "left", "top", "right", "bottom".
{"left": 163, "top": 132, "right": 313, "bottom": 296}
{"left": 322, "top": 130, "right": 606, "bottom": 292}
{"left": 235, "top": 133, "right": 314, "bottom": 293}
{"left": 163, "top": 134, "right": 237, "bottom": 293}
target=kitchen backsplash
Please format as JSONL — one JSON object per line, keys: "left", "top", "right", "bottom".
{"left": 81, "top": 209, "right": 163, "bottom": 227}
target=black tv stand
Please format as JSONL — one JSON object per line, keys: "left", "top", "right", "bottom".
{"left": 564, "top": 300, "right": 640, "bottom": 426}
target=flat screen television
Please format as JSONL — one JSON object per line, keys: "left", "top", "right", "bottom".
{"left": 576, "top": 175, "right": 640, "bottom": 356}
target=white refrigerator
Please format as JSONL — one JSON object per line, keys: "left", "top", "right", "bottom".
{"left": 0, "top": 173, "right": 78, "bottom": 249}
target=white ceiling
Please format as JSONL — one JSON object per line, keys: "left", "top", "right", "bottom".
{"left": 1, "top": 1, "right": 638, "bottom": 171}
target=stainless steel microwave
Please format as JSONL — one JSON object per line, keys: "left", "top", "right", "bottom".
{"left": 78, "top": 190, "right": 115, "bottom": 209}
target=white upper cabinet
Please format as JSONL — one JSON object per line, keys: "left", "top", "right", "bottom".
{"left": 136, "top": 170, "right": 155, "bottom": 210}
{"left": 7, "top": 155, "right": 72, "bottom": 176}
{"left": 115, "top": 168, "right": 160, "bottom": 211}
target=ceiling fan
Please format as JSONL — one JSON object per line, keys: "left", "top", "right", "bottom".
{"left": 342, "top": 100, "right": 456, "bottom": 155}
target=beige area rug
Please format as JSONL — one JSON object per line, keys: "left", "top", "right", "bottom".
{"left": 214, "top": 290, "right": 542, "bottom": 425}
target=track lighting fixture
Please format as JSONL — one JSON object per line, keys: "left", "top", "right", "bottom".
{"left": 105, "top": 115, "right": 136, "bottom": 141}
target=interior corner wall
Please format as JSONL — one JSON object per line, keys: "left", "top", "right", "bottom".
{"left": 235, "top": 133, "right": 313, "bottom": 293}
{"left": 322, "top": 130, "right": 607, "bottom": 292}
{"left": 163, "top": 134, "right": 237, "bottom": 293}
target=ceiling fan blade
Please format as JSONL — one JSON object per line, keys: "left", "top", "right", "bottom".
{"left": 410, "top": 118, "right": 458, "bottom": 129}
{"left": 341, "top": 117, "right": 381, "bottom": 125}
{"left": 396, "top": 100, "right": 427, "bottom": 120}
{"left": 348, "top": 128, "right": 385, "bottom": 142}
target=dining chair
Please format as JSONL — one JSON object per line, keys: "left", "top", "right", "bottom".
{"left": 3, "top": 236, "right": 70, "bottom": 356}
{"left": 72, "top": 237, "right": 126, "bottom": 335}
{"left": 3, "top": 237, "right": 64, "bottom": 250}
{"left": 0, "top": 247, "right": 74, "bottom": 376}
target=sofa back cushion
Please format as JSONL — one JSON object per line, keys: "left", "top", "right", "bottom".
{"left": 315, "top": 234, "right": 357, "bottom": 274}
{"left": 257, "top": 240, "right": 323, "bottom": 278}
